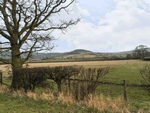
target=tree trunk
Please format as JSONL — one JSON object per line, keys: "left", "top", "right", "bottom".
{"left": 10, "top": 43, "right": 23, "bottom": 90}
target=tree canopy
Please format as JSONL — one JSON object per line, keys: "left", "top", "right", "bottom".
{"left": 132, "top": 45, "right": 148, "bottom": 59}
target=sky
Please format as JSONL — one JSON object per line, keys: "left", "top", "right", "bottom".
{"left": 49, "top": 0, "right": 150, "bottom": 53}
{"left": 1, "top": 0, "right": 150, "bottom": 53}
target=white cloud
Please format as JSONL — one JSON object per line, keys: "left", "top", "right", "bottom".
{"left": 52, "top": 0, "right": 150, "bottom": 52}
{"left": 4, "top": 0, "right": 150, "bottom": 53}
{"left": 2, "top": 0, "right": 149, "bottom": 53}
{"left": 75, "top": 3, "right": 91, "bottom": 17}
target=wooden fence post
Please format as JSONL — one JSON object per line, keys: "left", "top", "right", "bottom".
{"left": 123, "top": 80, "right": 127, "bottom": 107}
{"left": 0, "top": 72, "right": 2, "bottom": 85}
{"left": 68, "top": 76, "right": 71, "bottom": 94}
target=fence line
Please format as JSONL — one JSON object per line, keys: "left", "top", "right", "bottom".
{"left": 62, "top": 78, "right": 150, "bottom": 107}
{"left": 63, "top": 78, "right": 150, "bottom": 87}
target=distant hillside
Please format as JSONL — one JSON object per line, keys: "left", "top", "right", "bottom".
{"left": 1, "top": 48, "right": 150, "bottom": 60}
{"left": 63, "top": 49, "right": 92, "bottom": 55}
{"left": 30, "top": 49, "right": 94, "bottom": 59}
{"left": 30, "top": 48, "right": 150, "bottom": 59}
{"left": 31, "top": 53, "right": 64, "bottom": 59}
{"left": 106, "top": 50, "right": 134, "bottom": 55}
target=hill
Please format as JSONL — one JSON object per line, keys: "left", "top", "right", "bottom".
{"left": 63, "top": 49, "right": 92, "bottom": 55}
{"left": 1, "top": 48, "right": 150, "bottom": 60}
{"left": 30, "top": 48, "right": 150, "bottom": 59}
{"left": 30, "top": 49, "right": 93, "bottom": 59}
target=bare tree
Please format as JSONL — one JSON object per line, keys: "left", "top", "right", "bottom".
{"left": 0, "top": 0, "right": 80, "bottom": 89}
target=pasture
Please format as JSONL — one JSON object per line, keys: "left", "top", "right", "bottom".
{"left": 1, "top": 60, "right": 150, "bottom": 112}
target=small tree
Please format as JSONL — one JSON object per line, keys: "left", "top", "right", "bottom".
{"left": 140, "top": 65, "right": 150, "bottom": 94}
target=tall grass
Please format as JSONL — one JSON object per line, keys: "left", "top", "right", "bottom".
{"left": 0, "top": 85, "right": 128, "bottom": 112}
{"left": 1, "top": 85, "right": 150, "bottom": 112}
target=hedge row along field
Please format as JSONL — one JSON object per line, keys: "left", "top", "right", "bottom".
{"left": 12, "top": 66, "right": 109, "bottom": 95}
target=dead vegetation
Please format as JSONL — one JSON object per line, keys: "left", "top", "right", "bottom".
{"left": 0, "top": 85, "right": 130, "bottom": 113}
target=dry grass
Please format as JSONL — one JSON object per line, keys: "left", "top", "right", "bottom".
{"left": 0, "top": 85, "right": 128, "bottom": 112}
{"left": 0, "top": 85, "right": 149, "bottom": 112}
{"left": 58, "top": 93, "right": 75, "bottom": 104}
{"left": 0, "top": 60, "right": 149, "bottom": 79}
{"left": 0, "top": 85, "right": 8, "bottom": 92}
{"left": 20, "top": 60, "right": 150, "bottom": 68}
{"left": 1, "top": 60, "right": 150, "bottom": 72}
{"left": 86, "top": 94, "right": 129, "bottom": 113}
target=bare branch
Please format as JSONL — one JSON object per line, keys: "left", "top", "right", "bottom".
{"left": 0, "top": 58, "right": 11, "bottom": 64}
{"left": 0, "top": 1, "right": 14, "bottom": 38}
{"left": 0, "top": 47, "right": 11, "bottom": 50}
{"left": 34, "top": 19, "right": 80, "bottom": 31}
{"left": 0, "top": 42, "right": 10, "bottom": 44}
{"left": 0, "top": 29, "right": 11, "bottom": 40}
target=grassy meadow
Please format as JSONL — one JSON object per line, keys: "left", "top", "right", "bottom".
{"left": 1, "top": 60, "right": 150, "bottom": 112}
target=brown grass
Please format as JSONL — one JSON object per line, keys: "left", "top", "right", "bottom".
{"left": 0, "top": 85, "right": 128, "bottom": 112}
{"left": 1, "top": 60, "right": 150, "bottom": 71}
{"left": 0, "top": 60, "right": 148, "bottom": 70}
{"left": 0, "top": 60, "right": 149, "bottom": 76}
{"left": 22, "top": 60, "right": 150, "bottom": 68}
{"left": 1, "top": 85, "right": 149, "bottom": 112}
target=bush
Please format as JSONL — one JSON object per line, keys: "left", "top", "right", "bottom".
{"left": 13, "top": 66, "right": 82, "bottom": 93}
{"left": 62, "top": 67, "right": 109, "bottom": 101}
{"left": 36, "top": 81, "right": 54, "bottom": 90}
{"left": 13, "top": 67, "right": 49, "bottom": 92}
{"left": 13, "top": 65, "right": 109, "bottom": 97}
{"left": 47, "top": 65, "right": 83, "bottom": 92}
{"left": 140, "top": 65, "right": 150, "bottom": 94}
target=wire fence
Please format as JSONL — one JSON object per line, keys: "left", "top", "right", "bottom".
{"left": 63, "top": 78, "right": 150, "bottom": 87}
{"left": 62, "top": 78, "right": 150, "bottom": 107}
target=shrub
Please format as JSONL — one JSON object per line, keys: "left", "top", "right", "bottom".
{"left": 47, "top": 65, "right": 83, "bottom": 92}
{"left": 140, "top": 65, "right": 150, "bottom": 94}
{"left": 13, "top": 67, "right": 49, "bottom": 92}
{"left": 13, "top": 66, "right": 82, "bottom": 93}
{"left": 64, "top": 67, "right": 109, "bottom": 101}
{"left": 36, "top": 81, "right": 54, "bottom": 90}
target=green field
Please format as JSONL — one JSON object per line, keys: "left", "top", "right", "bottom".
{"left": 88, "top": 60, "right": 150, "bottom": 112}
{"left": 1, "top": 60, "right": 150, "bottom": 112}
